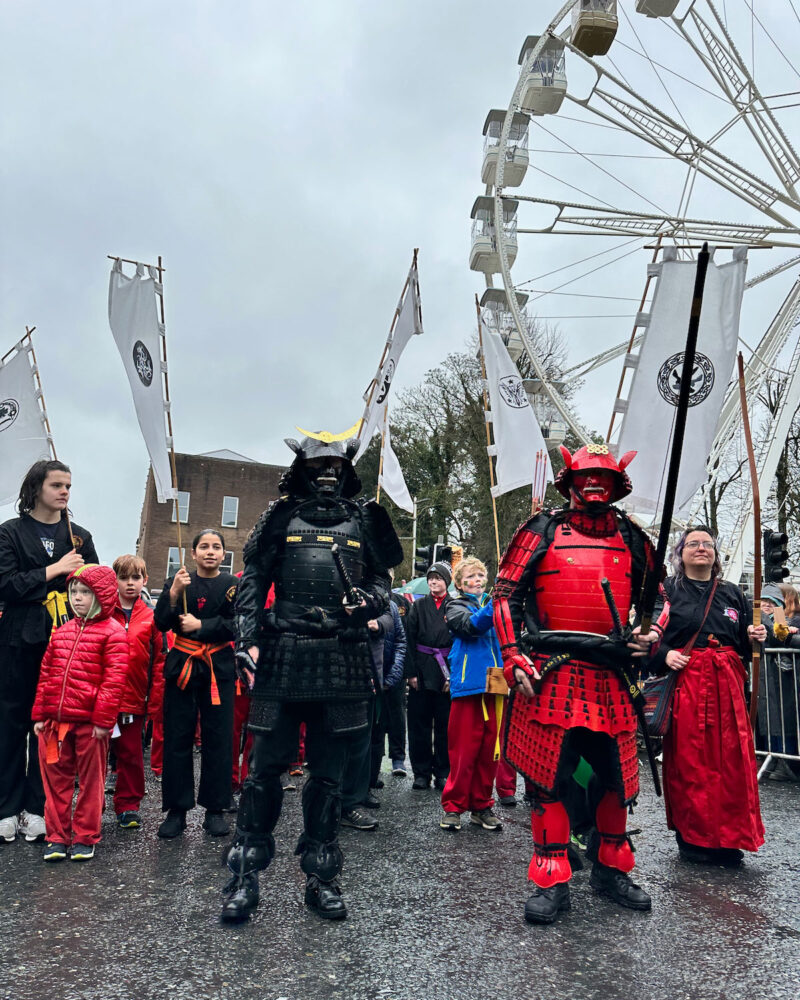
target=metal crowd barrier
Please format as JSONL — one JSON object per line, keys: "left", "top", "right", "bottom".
{"left": 756, "top": 646, "right": 800, "bottom": 780}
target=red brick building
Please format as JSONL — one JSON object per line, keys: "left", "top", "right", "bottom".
{"left": 136, "top": 449, "right": 284, "bottom": 590}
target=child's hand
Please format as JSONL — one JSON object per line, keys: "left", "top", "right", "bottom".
{"left": 179, "top": 613, "right": 202, "bottom": 633}
{"left": 33, "top": 721, "right": 45, "bottom": 735}
{"left": 92, "top": 726, "right": 109, "bottom": 739}
{"left": 170, "top": 567, "right": 192, "bottom": 601}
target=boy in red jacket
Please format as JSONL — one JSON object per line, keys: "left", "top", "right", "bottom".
{"left": 110, "top": 555, "right": 165, "bottom": 829}
{"left": 32, "top": 564, "right": 128, "bottom": 862}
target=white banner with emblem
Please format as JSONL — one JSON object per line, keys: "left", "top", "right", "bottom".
{"left": 616, "top": 248, "right": 747, "bottom": 515}
{"left": 0, "top": 342, "right": 52, "bottom": 505}
{"left": 108, "top": 260, "right": 177, "bottom": 503}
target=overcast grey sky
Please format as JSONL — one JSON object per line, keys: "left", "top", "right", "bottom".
{"left": 2, "top": 1, "right": 799, "bottom": 561}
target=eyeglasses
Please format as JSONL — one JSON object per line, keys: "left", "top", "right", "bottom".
{"left": 684, "top": 540, "right": 714, "bottom": 550}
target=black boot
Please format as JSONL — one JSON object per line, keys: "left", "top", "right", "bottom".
{"left": 157, "top": 809, "right": 186, "bottom": 839}
{"left": 304, "top": 874, "right": 347, "bottom": 920}
{"left": 589, "top": 862, "right": 651, "bottom": 911}
{"left": 524, "top": 883, "right": 571, "bottom": 924}
{"left": 221, "top": 872, "right": 260, "bottom": 923}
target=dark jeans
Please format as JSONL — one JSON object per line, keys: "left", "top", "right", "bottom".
{"left": 407, "top": 686, "right": 451, "bottom": 781}
{"left": 342, "top": 697, "right": 375, "bottom": 809}
{"left": 370, "top": 685, "right": 407, "bottom": 780}
{"left": 0, "top": 642, "right": 48, "bottom": 818}
{"left": 161, "top": 672, "right": 234, "bottom": 813}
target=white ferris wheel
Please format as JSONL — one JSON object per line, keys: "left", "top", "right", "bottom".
{"left": 472, "top": 0, "right": 800, "bottom": 581}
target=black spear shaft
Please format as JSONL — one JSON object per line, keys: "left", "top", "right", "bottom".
{"left": 639, "top": 243, "right": 711, "bottom": 632}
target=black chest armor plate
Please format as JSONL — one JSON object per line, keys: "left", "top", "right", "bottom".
{"left": 273, "top": 499, "right": 365, "bottom": 613}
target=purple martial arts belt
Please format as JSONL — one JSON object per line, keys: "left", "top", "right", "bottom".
{"left": 416, "top": 644, "right": 451, "bottom": 682}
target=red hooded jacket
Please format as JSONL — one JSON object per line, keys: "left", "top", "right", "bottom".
{"left": 32, "top": 564, "right": 129, "bottom": 730}
{"left": 112, "top": 598, "right": 165, "bottom": 717}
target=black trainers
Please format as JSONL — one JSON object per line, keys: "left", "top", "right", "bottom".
{"left": 362, "top": 792, "right": 380, "bottom": 810}
{"left": 340, "top": 808, "right": 378, "bottom": 831}
{"left": 70, "top": 843, "right": 95, "bottom": 862}
{"left": 412, "top": 776, "right": 430, "bottom": 790}
{"left": 157, "top": 809, "right": 186, "bottom": 839}
{"left": 43, "top": 842, "right": 68, "bottom": 863}
{"left": 304, "top": 875, "right": 347, "bottom": 920}
{"left": 202, "top": 811, "right": 230, "bottom": 837}
{"left": 524, "top": 883, "right": 571, "bottom": 924}
{"left": 589, "top": 863, "right": 651, "bottom": 911}
{"left": 117, "top": 811, "right": 142, "bottom": 829}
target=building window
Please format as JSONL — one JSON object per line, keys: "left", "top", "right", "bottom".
{"left": 221, "top": 496, "right": 239, "bottom": 528}
{"left": 171, "top": 491, "right": 190, "bottom": 524}
{"left": 167, "top": 547, "right": 185, "bottom": 578}
{"left": 220, "top": 550, "right": 234, "bottom": 575}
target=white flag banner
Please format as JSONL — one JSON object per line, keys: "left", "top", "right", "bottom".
{"left": 379, "top": 410, "right": 414, "bottom": 513}
{"left": 481, "top": 319, "right": 554, "bottom": 497}
{"left": 616, "top": 248, "right": 748, "bottom": 515}
{"left": 0, "top": 343, "right": 52, "bottom": 505}
{"left": 355, "top": 257, "right": 423, "bottom": 462}
{"left": 108, "top": 261, "right": 177, "bottom": 503}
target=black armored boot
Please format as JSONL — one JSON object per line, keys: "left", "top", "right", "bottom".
{"left": 297, "top": 777, "right": 347, "bottom": 920}
{"left": 524, "top": 883, "right": 571, "bottom": 924}
{"left": 220, "top": 762, "right": 282, "bottom": 924}
{"left": 589, "top": 863, "right": 651, "bottom": 911}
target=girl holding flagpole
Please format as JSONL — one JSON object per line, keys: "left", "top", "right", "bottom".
{"left": 0, "top": 460, "right": 98, "bottom": 844}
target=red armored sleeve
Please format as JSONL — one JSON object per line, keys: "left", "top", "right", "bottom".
{"left": 493, "top": 519, "right": 545, "bottom": 684}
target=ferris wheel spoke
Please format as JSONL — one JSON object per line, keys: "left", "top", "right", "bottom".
{"left": 674, "top": 1, "right": 800, "bottom": 198}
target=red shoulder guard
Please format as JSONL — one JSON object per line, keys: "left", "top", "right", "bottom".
{"left": 493, "top": 518, "right": 545, "bottom": 677}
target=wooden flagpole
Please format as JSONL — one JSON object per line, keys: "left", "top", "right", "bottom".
{"left": 737, "top": 352, "right": 762, "bottom": 726}
{"left": 375, "top": 404, "right": 388, "bottom": 504}
{"left": 476, "top": 297, "right": 502, "bottom": 566}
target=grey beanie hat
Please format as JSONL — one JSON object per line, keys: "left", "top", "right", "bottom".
{"left": 426, "top": 561, "right": 452, "bottom": 589}
{"left": 760, "top": 583, "right": 785, "bottom": 607}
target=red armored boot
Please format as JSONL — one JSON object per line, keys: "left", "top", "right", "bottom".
{"left": 525, "top": 797, "right": 572, "bottom": 924}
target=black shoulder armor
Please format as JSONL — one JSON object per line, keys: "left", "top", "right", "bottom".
{"left": 242, "top": 498, "right": 292, "bottom": 564}
{"left": 361, "top": 500, "right": 403, "bottom": 569}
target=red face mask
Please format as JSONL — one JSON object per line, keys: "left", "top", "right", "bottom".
{"left": 571, "top": 470, "right": 616, "bottom": 507}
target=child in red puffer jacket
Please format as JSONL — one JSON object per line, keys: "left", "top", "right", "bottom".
{"left": 32, "top": 564, "right": 128, "bottom": 862}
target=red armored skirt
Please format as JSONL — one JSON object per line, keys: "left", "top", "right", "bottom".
{"left": 503, "top": 657, "right": 640, "bottom": 803}
{"left": 663, "top": 645, "right": 764, "bottom": 852}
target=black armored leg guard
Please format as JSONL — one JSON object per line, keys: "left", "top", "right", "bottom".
{"left": 295, "top": 777, "right": 347, "bottom": 920}
{"left": 220, "top": 773, "right": 282, "bottom": 924}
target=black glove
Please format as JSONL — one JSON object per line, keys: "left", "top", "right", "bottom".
{"left": 235, "top": 647, "right": 257, "bottom": 689}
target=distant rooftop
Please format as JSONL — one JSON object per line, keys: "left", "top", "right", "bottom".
{"left": 196, "top": 449, "right": 257, "bottom": 463}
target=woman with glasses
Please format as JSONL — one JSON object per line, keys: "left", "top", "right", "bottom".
{"left": 649, "top": 526, "right": 766, "bottom": 866}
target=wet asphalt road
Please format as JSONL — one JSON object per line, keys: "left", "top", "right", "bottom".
{"left": 1, "top": 757, "right": 798, "bottom": 1000}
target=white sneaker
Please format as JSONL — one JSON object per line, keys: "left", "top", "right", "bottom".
{"left": 19, "top": 811, "right": 46, "bottom": 843}
{"left": 0, "top": 815, "right": 18, "bottom": 842}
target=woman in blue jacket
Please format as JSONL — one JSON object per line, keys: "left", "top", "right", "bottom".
{"left": 439, "top": 557, "right": 506, "bottom": 832}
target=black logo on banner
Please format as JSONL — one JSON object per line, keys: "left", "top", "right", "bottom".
{"left": 0, "top": 398, "right": 20, "bottom": 432}
{"left": 133, "top": 341, "right": 154, "bottom": 387}
{"left": 498, "top": 375, "right": 528, "bottom": 408}
{"left": 656, "top": 352, "right": 714, "bottom": 408}
{"left": 376, "top": 359, "right": 395, "bottom": 405}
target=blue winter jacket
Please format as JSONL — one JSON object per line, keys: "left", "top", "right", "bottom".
{"left": 446, "top": 592, "right": 502, "bottom": 698}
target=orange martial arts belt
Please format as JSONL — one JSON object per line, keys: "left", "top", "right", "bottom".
{"left": 172, "top": 636, "right": 228, "bottom": 706}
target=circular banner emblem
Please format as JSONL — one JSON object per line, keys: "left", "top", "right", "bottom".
{"left": 0, "top": 398, "right": 20, "bottom": 432}
{"left": 376, "top": 359, "right": 395, "bottom": 405}
{"left": 498, "top": 375, "right": 528, "bottom": 408}
{"left": 133, "top": 341, "right": 154, "bottom": 387}
{"left": 656, "top": 352, "right": 715, "bottom": 408}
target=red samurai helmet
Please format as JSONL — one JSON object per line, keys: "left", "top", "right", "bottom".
{"left": 554, "top": 443, "right": 636, "bottom": 505}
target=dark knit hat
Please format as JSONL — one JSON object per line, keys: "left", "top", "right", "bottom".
{"left": 426, "top": 561, "right": 452, "bottom": 588}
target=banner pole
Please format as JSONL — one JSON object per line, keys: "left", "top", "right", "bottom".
{"left": 375, "top": 404, "right": 389, "bottom": 505}
{"left": 476, "top": 298, "right": 502, "bottom": 567}
{"left": 154, "top": 255, "right": 187, "bottom": 614}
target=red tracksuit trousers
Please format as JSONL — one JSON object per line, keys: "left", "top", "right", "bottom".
{"left": 111, "top": 715, "right": 145, "bottom": 814}
{"left": 38, "top": 723, "right": 108, "bottom": 845}
{"left": 441, "top": 694, "right": 504, "bottom": 814}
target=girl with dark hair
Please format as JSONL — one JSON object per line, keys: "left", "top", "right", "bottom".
{"left": 650, "top": 525, "right": 766, "bottom": 865}
{"left": 0, "top": 460, "right": 98, "bottom": 844}
{"left": 154, "top": 529, "right": 238, "bottom": 839}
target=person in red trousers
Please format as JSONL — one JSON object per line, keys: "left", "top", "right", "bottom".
{"left": 32, "top": 564, "right": 129, "bottom": 862}
{"left": 439, "top": 557, "right": 506, "bottom": 833}
{"left": 110, "top": 555, "right": 165, "bottom": 829}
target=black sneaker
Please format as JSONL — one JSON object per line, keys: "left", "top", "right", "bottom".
{"left": 70, "top": 843, "right": 95, "bottom": 862}
{"left": 157, "top": 809, "right": 186, "bottom": 839}
{"left": 202, "top": 811, "right": 230, "bottom": 837}
{"left": 412, "top": 776, "right": 431, "bottom": 790}
{"left": 341, "top": 808, "right": 378, "bottom": 831}
{"left": 43, "top": 842, "right": 68, "bottom": 863}
{"left": 362, "top": 792, "right": 380, "bottom": 809}
{"left": 117, "top": 811, "right": 142, "bottom": 829}
{"left": 391, "top": 760, "right": 407, "bottom": 777}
